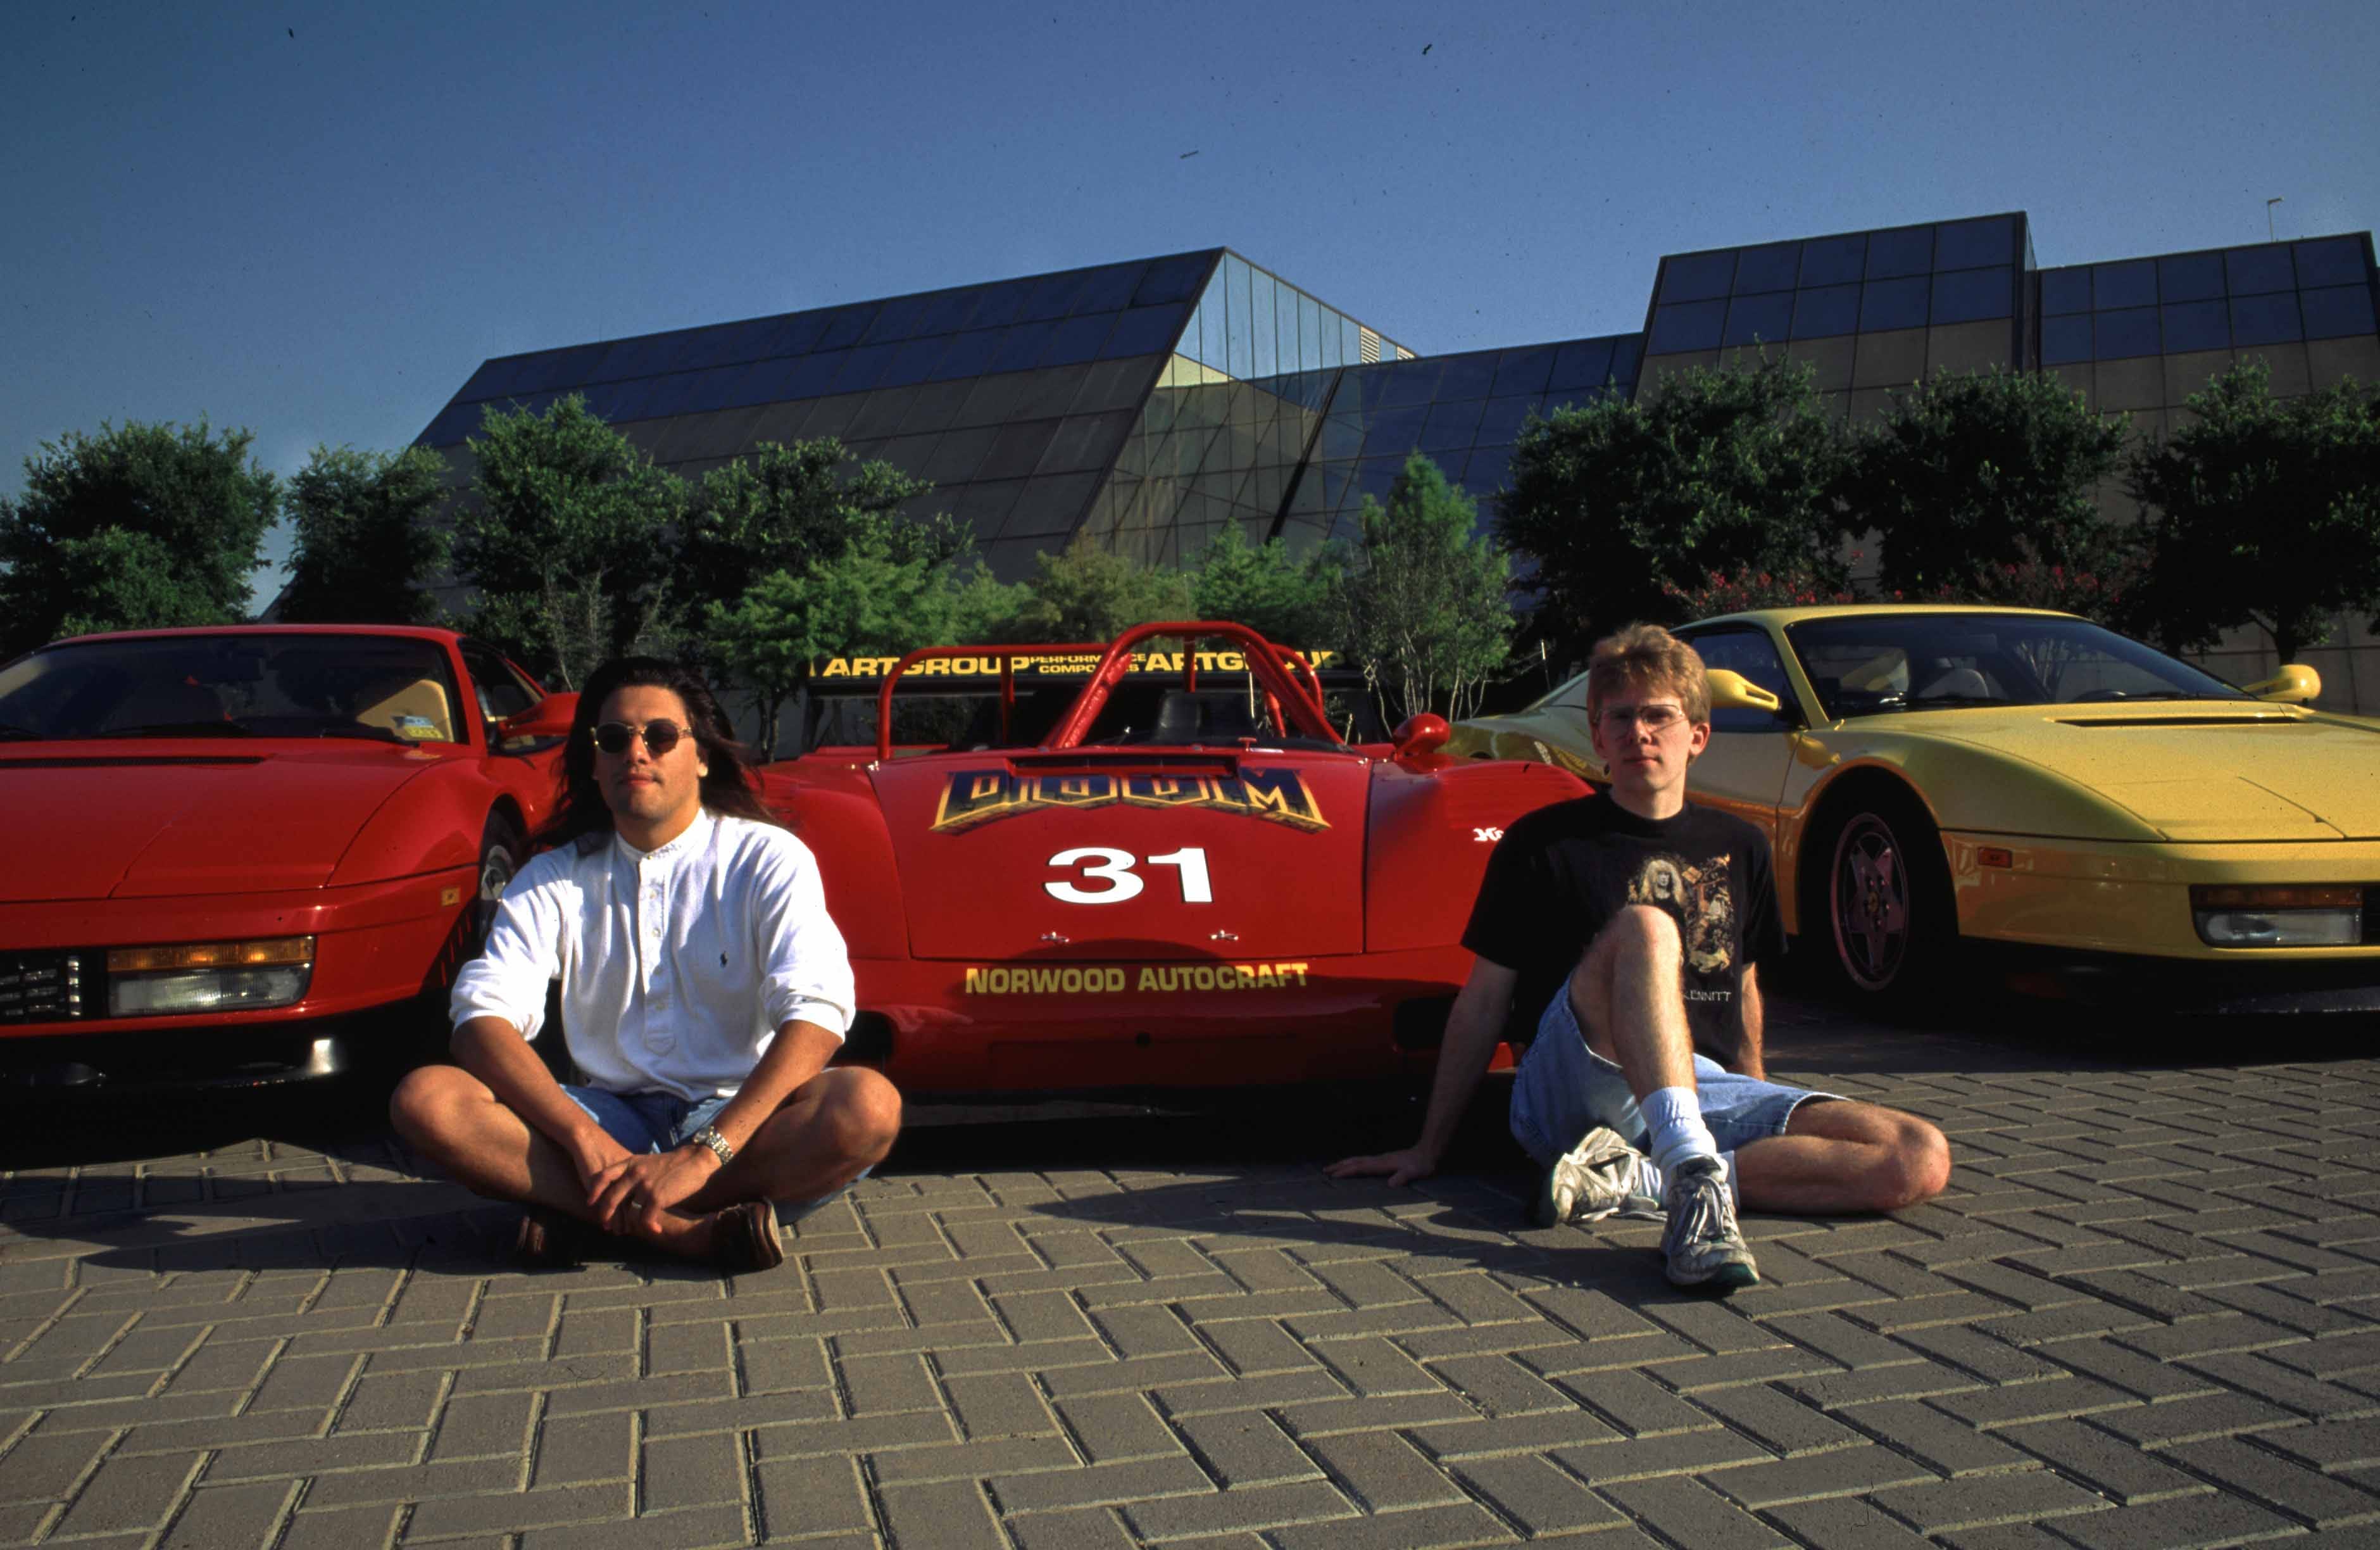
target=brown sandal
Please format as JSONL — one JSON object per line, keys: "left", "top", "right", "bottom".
{"left": 710, "top": 1199, "right": 784, "bottom": 1275}
{"left": 515, "top": 1207, "right": 596, "bottom": 1270}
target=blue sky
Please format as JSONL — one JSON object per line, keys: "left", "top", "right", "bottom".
{"left": 4, "top": 1, "right": 2374, "bottom": 601}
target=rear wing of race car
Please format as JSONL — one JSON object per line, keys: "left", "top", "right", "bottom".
{"left": 874, "top": 622, "right": 1337, "bottom": 762}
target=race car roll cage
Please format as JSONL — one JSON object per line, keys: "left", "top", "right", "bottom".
{"left": 875, "top": 621, "right": 1339, "bottom": 761}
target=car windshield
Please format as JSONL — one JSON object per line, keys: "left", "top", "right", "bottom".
{"left": 1524, "top": 669, "right": 1591, "bottom": 714}
{"left": 800, "top": 679, "right": 1370, "bottom": 755}
{"left": 805, "top": 688, "right": 1077, "bottom": 754}
{"left": 1782, "top": 613, "right": 2248, "bottom": 720}
{"left": 0, "top": 634, "right": 465, "bottom": 744}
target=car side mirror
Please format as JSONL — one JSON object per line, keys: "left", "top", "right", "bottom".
{"left": 1705, "top": 669, "right": 1794, "bottom": 722}
{"left": 2243, "top": 664, "right": 2320, "bottom": 704}
{"left": 1391, "top": 713, "right": 1450, "bottom": 759}
{"left": 498, "top": 691, "right": 579, "bottom": 740}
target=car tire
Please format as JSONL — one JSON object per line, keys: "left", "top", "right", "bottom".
{"left": 471, "top": 812, "right": 573, "bottom": 1080}
{"left": 1813, "top": 786, "right": 1955, "bottom": 1005}
{"left": 475, "top": 811, "right": 525, "bottom": 951}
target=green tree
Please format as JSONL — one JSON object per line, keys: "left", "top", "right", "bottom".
{"left": 451, "top": 397, "right": 686, "bottom": 690}
{"left": 1327, "top": 453, "right": 1515, "bottom": 723}
{"left": 1191, "top": 522, "right": 1334, "bottom": 647}
{"left": 2127, "top": 361, "right": 2380, "bottom": 662}
{"left": 680, "top": 438, "right": 968, "bottom": 746}
{"left": 1850, "top": 367, "right": 2133, "bottom": 597}
{"left": 707, "top": 535, "right": 961, "bottom": 755}
{"left": 679, "top": 439, "right": 953, "bottom": 631}
{"left": 279, "top": 445, "right": 452, "bottom": 624}
{"left": 49, "top": 529, "right": 202, "bottom": 641}
{"left": 0, "top": 419, "right": 278, "bottom": 655}
{"left": 944, "top": 564, "right": 1034, "bottom": 643}
{"left": 1500, "top": 353, "right": 1848, "bottom": 660}
{"left": 996, "top": 534, "right": 1196, "bottom": 643}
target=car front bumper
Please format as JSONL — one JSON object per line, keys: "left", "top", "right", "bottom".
{"left": 846, "top": 945, "right": 1484, "bottom": 1093}
{"left": 1974, "top": 942, "right": 2380, "bottom": 1014}
{"left": 0, "top": 1007, "right": 416, "bottom": 1093}
{"left": 0, "top": 867, "right": 474, "bottom": 1090}
{"left": 1943, "top": 832, "right": 2380, "bottom": 999}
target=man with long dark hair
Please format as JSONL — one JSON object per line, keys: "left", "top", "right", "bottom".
{"left": 391, "top": 657, "right": 901, "bottom": 1272}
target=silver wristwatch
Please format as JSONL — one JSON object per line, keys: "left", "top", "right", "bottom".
{"left": 685, "top": 1125, "right": 736, "bottom": 1166}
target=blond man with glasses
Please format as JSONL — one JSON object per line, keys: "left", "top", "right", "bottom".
{"left": 1333, "top": 624, "right": 1949, "bottom": 1292}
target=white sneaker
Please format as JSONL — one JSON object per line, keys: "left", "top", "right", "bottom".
{"left": 1534, "top": 1126, "right": 1663, "bottom": 1228}
{"left": 1661, "top": 1156, "right": 1758, "bottom": 1294}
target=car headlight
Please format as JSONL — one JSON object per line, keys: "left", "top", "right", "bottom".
{"left": 2191, "top": 887, "right": 2362, "bottom": 947}
{"left": 105, "top": 937, "right": 315, "bottom": 1016}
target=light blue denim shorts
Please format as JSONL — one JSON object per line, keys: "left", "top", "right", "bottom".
{"left": 562, "top": 1085, "right": 861, "bottom": 1222}
{"left": 1506, "top": 990, "right": 1838, "bottom": 1169}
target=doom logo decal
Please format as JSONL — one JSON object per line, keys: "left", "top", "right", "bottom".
{"left": 930, "top": 768, "right": 1329, "bottom": 834}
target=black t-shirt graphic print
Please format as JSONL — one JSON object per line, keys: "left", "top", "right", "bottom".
{"left": 1462, "top": 793, "right": 1785, "bottom": 1054}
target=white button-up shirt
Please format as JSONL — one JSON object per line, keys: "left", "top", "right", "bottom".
{"left": 451, "top": 809, "right": 855, "bottom": 1102}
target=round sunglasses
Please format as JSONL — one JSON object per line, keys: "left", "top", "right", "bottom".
{"left": 590, "top": 719, "right": 689, "bottom": 757}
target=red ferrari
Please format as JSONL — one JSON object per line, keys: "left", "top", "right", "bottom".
{"left": 0, "top": 626, "right": 575, "bottom": 1090}
{"left": 765, "top": 622, "right": 1588, "bottom": 1093}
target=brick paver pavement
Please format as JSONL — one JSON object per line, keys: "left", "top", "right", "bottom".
{"left": 3, "top": 995, "right": 2379, "bottom": 1548}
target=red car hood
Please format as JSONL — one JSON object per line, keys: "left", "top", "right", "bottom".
{"left": 872, "top": 750, "right": 1370, "bottom": 961}
{"left": 2, "top": 743, "right": 435, "bottom": 901}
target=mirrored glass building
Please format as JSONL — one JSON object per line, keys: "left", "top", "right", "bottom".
{"left": 420, "top": 249, "right": 1433, "bottom": 577}
{"left": 416, "top": 213, "right": 2380, "bottom": 703}
{"left": 1638, "top": 213, "right": 2038, "bottom": 420}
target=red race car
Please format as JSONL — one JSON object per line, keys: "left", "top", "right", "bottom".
{"left": 765, "top": 622, "right": 1588, "bottom": 1093}
{"left": 0, "top": 625, "right": 575, "bottom": 1091}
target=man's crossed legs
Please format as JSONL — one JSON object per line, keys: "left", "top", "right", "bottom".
{"left": 1513, "top": 905, "right": 1950, "bottom": 1290}
{"left": 390, "top": 1063, "right": 901, "bottom": 1271}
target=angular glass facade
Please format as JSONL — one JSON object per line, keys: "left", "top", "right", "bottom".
{"left": 1638, "top": 214, "right": 2034, "bottom": 422}
{"left": 419, "top": 251, "right": 1211, "bottom": 577}
{"left": 2035, "top": 234, "right": 2380, "bottom": 446}
{"left": 2039, "top": 236, "right": 2379, "bottom": 366}
{"left": 416, "top": 249, "right": 1414, "bottom": 578}
{"left": 417, "top": 218, "right": 2377, "bottom": 575}
{"left": 1647, "top": 213, "right": 2025, "bottom": 353}
{"left": 1281, "top": 334, "right": 1643, "bottom": 543}
{"left": 1086, "top": 255, "right": 1406, "bottom": 569}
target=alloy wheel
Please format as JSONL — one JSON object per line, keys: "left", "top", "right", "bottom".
{"left": 1831, "top": 812, "right": 1912, "bottom": 992}
{"left": 476, "top": 839, "right": 518, "bottom": 947}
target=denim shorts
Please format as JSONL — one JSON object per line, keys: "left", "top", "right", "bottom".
{"left": 562, "top": 1085, "right": 860, "bottom": 1222}
{"left": 1507, "top": 990, "right": 1838, "bottom": 1169}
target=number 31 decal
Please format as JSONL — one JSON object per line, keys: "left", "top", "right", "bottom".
{"left": 1044, "top": 847, "right": 1213, "bottom": 904}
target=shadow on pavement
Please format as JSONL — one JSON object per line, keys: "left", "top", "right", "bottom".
{"left": 3, "top": 978, "right": 2372, "bottom": 1282}
{"left": 0, "top": 1080, "right": 1527, "bottom": 1281}
{"left": 882, "top": 1081, "right": 1517, "bottom": 1176}
{"left": 1004, "top": 1167, "right": 1732, "bottom": 1306}
{"left": 0, "top": 1080, "right": 479, "bottom": 1274}
{"left": 1758, "top": 971, "right": 2378, "bottom": 1077}
{"left": 0, "top": 1079, "right": 392, "bottom": 1170}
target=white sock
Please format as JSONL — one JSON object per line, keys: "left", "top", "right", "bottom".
{"left": 1632, "top": 1151, "right": 1738, "bottom": 1204}
{"left": 1640, "top": 1085, "right": 1720, "bottom": 1174}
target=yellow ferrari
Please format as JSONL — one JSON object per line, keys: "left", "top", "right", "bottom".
{"left": 1450, "top": 606, "right": 2380, "bottom": 1012}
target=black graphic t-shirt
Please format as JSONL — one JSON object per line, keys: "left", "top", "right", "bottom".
{"left": 1462, "top": 794, "right": 1785, "bottom": 1052}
